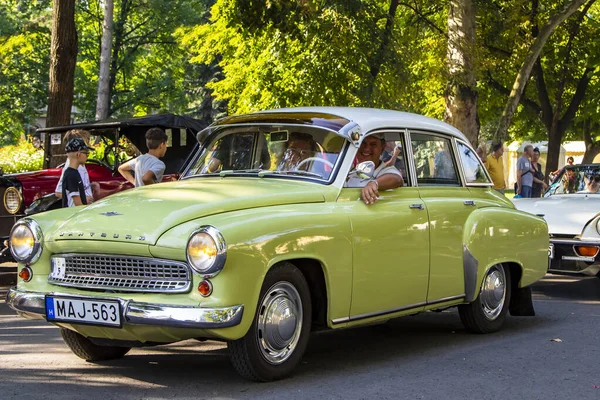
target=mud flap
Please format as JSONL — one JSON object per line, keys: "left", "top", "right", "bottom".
{"left": 509, "top": 286, "right": 535, "bottom": 316}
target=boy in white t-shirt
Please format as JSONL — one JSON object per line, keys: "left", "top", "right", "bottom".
{"left": 54, "top": 129, "right": 95, "bottom": 203}
{"left": 118, "top": 128, "right": 168, "bottom": 187}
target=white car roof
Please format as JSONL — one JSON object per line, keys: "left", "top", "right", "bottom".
{"left": 259, "top": 106, "right": 468, "bottom": 141}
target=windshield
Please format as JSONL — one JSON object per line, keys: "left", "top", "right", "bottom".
{"left": 183, "top": 126, "right": 347, "bottom": 181}
{"left": 546, "top": 165, "right": 600, "bottom": 196}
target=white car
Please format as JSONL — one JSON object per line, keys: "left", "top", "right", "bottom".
{"left": 513, "top": 164, "right": 600, "bottom": 278}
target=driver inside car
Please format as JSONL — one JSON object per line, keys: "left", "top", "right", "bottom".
{"left": 278, "top": 132, "right": 318, "bottom": 172}
{"left": 346, "top": 133, "right": 404, "bottom": 205}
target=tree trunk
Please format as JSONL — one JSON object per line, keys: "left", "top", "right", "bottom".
{"left": 365, "top": 0, "right": 399, "bottom": 101}
{"left": 95, "top": 0, "right": 114, "bottom": 120}
{"left": 46, "top": 0, "right": 78, "bottom": 128}
{"left": 545, "top": 123, "right": 563, "bottom": 178}
{"left": 444, "top": 0, "right": 479, "bottom": 146}
{"left": 582, "top": 119, "right": 600, "bottom": 163}
{"left": 493, "top": 0, "right": 587, "bottom": 142}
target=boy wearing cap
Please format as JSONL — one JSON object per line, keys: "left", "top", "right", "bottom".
{"left": 62, "top": 137, "right": 94, "bottom": 207}
{"left": 118, "top": 128, "right": 168, "bottom": 187}
{"left": 55, "top": 129, "right": 95, "bottom": 203}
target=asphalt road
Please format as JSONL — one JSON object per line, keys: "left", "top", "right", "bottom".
{"left": 1, "top": 274, "right": 599, "bottom": 400}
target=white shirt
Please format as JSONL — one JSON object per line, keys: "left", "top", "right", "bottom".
{"left": 345, "top": 162, "right": 403, "bottom": 187}
{"left": 55, "top": 163, "right": 92, "bottom": 198}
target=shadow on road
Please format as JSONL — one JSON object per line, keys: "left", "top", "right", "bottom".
{"left": 532, "top": 275, "right": 600, "bottom": 302}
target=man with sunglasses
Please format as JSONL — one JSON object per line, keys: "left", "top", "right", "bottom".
{"left": 62, "top": 137, "right": 94, "bottom": 207}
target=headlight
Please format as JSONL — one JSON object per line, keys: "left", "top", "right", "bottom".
{"left": 9, "top": 219, "right": 43, "bottom": 264}
{"left": 4, "top": 187, "right": 22, "bottom": 214}
{"left": 186, "top": 226, "right": 226, "bottom": 276}
{"left": 596, "top": 219, "right": 600, "bottom": 235}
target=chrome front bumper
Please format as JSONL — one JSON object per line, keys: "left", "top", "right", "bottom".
{"left": 6, "top": 287, "right": 244, "bottom": 329}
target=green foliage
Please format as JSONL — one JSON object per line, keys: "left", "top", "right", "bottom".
{"left": 0, "top": 0, "right": 51, "bottom": 145}
{"left": 73, "top": 0, "right": 213, "bottom": 121}
{"left": 0, "top": 139, "right": 44, "bottom": 173}
{"left": 179, "top": 0, "right": 449, "bottom": 117}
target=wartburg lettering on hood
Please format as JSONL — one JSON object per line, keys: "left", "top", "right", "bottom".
{"left": 50, "top": 178, "right": 325, "bottom": 245}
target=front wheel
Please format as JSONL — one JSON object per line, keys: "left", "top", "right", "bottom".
{"left": 60, "top": 328, "right": 130, "bottom": 361}
{"left": 459, "top": 264, "right": 511, "bottom": 333}
{"left": 228, "top": 263, "right": 312, "bottom": 381}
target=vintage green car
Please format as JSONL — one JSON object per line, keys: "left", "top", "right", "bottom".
{"left": 7, "top": 107, "right": 548, "bottom": 381}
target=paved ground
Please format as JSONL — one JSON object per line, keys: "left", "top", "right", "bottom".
{"left": 1, "top": 274, "right": 599, "bottom": 400}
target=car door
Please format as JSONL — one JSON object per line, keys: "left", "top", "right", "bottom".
{"left": 342, "top": 131, "right": 430, "bottom": 320}
{"left": 410, "top": 131, "right": 478, "bottom": 302}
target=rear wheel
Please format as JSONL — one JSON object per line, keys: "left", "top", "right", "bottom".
{"left": 459, "top": 264, "right": 511, "bottom": 333}
{"left": 60, "top": 328, "right": 130, "bottom": 361}
{"left": 228, "top": 263, "right": 312, "bottom": 381}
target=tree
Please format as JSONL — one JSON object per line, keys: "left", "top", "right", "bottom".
{"left": 484, "top": 0, "right": 598, "bottom": 175}
{"left": 493, "top": 0, "right": 589, "bottom": 144}
{"left": 95, "top": 0, "right": 113, "bottom": 120}
{"left": 0, "top": 0, "right": 51, "bottom": 145}
{"left": 444, "top": 0, "right": 478, "bottom": 145}
{"left": 46, "top": 0, "right": 77, "bottom": 127}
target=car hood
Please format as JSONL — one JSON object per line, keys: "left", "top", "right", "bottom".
{"left": 512, "top": 194, "right": 600, "bottom": 235}
{"left": 49, "top": 178, "right": 327, "bottom": 245}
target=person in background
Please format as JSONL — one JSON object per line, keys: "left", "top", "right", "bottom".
{"left": 483, "top": 142, "right": 506, "bottom": 194}
{"left": 516, "top": 144, "right": 534, "bottom": 198}
{"left": 531, "top": 147, "right": 548, "bottom": 198}
{"left": 551, "top": 156, "right": 575, "bottom": 177}
{"left": 118, "top": 128, "right": 168, "bottom": 187}
{"left": 54, "top": 129, "right": 95, "bottom": 203}
{"left": 62, "top": 138, "right": 94, "bottom": 207}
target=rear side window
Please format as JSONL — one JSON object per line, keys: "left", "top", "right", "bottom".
{"left": 457, "top": 141, "right": 491, "bottom": 184}
{"left": 411, "top": 133, "right": 459, "bottom": 186}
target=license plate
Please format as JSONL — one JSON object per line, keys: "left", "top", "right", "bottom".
{"left": 45, "top": 296, "right": 121, "bottom": 327}
{"left": 548, "top": 244, "right": 554, "bottom": 259}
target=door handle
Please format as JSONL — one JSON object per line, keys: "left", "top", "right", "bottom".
{"left": 409, "top": 204, "right": 424, "bottom": 210}
{"left": 464, "top": 200, "right": 476, "bottom": 206}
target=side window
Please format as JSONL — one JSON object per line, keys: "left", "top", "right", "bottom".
{"left": 457, "top": 141, "right": 491, "bottom": 184}
{"left": 381, "top": 138, "right": 409, "bottom": 184}
{"left": 411, "top": 133, "right": 459, "bottom": 186}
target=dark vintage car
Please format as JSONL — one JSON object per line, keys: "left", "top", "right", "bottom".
{"left": 0, "top": 114, "right": 206, "bottom": 262}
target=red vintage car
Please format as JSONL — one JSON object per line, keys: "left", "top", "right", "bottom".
{"left": 0, "top": 114, "right": 206, "bottom": 262}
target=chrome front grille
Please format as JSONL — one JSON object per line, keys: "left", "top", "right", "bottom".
{"left": 48, "top": 254, "right": 192, "bottom": 293}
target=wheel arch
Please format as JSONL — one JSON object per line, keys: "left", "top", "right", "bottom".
{"left": 267, "top": 257, "right": 329, "bottom": 330}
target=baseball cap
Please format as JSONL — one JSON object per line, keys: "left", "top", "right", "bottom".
{"left": 371, "top": 133, "right": 385, "bottom": 140}
{"left": 65, "top": 137, "right": 94, "bottom": 153}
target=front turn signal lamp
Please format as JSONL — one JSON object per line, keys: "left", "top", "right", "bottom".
{"left": 574, "top": 245, "right": 599, "bottom": 258}
{"left": 186, "top": 226, "right": 226, "bottom": 277}
{"left": 9, "top": 219, "right": 43, "bottom": 264}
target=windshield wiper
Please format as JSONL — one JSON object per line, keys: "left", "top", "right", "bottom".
{"left": 219, "top": 169, "right": 263, "bottom": 177}
{"left": 258, "top": 170, "right": 323, "bottom": 179}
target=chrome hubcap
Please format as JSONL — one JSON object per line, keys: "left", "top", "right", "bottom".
{"left": 480, "top": 265, "right": 506, "bottom": 321}
{"left": 256, "top": 282, "right": 303, "bottom": 365}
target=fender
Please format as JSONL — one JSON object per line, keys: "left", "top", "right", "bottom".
{"left": 462, "top": 207, "right": 548, "bottom": 302}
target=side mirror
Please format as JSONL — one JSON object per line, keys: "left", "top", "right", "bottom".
{"left": 355, "top": 161, "right": 375, "bottom": 180}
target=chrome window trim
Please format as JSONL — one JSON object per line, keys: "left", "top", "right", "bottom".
{"left": 182, "top": 123, "right": 350, "bottom": 185}
{"left": 407, "top": 130, "right": 462, "bottom": 187}
{"left": 455, "top": 139, "right": 493, "bottom": 187}
{"left": 363, "top": 128, "right": 412, "bottom": 187}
